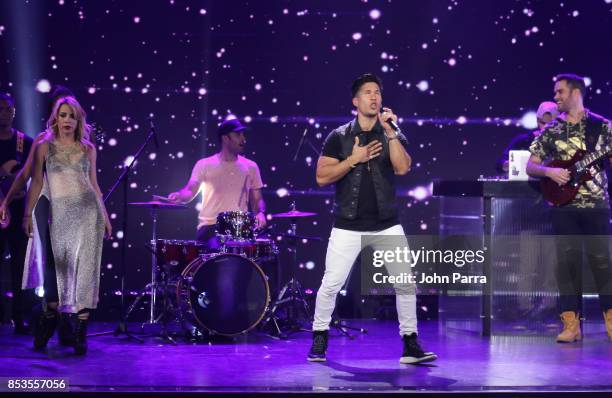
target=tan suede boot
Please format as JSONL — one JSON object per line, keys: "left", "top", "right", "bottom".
{"left": 556, "top": 311, "right": 581, "bottom": 343}
{"left": 604, "top": 309, "right": 612, "bottom": 341}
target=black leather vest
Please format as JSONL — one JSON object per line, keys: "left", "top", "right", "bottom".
{"left": 330, "top": 119, "right": 407, "bottom": 220}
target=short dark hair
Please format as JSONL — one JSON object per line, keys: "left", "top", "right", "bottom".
{"left": 351, "top": 73, "right": 383, "bottom": 98}
{"left": 50, "top": 85, "right": 75, "bottom": 105}
{"left": 0, "top": 93, "right": 15, "bottom": 107}
{"left": 555, "top": 73, "right": 586, "bottom": 97}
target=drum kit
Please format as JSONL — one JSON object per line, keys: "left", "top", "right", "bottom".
{"left": 124, "top": 200, "right": 319, "bottom": 340}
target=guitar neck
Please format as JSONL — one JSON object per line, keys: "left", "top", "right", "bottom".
{"left": 576, "top": 145, "right": 612, "bottom": 169}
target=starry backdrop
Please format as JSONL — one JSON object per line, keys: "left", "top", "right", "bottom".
{"left": 1, "top": 0, "right": 612, "bottom": 319}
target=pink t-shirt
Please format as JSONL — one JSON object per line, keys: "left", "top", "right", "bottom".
{"left": 190, "top": 153, "right": 264, "bottom": 228}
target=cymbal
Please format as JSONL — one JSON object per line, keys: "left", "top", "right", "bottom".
{"left": 128, "top": 201, "right": 187, "bottom": 209}
{"left": 271, "top": 210, "right": 317, "bottom": 218}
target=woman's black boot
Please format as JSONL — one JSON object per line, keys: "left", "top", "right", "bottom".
{"left": 73, "top": 318, "right": 88, "bottom": 355}
{"left": 33, "top": 310, "right": 58, "bottom": 350}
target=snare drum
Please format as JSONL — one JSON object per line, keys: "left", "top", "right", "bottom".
{"left": 221, "top": 238, "right": 277, "bottom": 259}
{"left": 216, "top": 211, "right": 255, "bottom": 240}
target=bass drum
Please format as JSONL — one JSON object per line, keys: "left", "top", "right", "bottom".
{"left": 177, "top": 254, "right": 270, "bottom": 336}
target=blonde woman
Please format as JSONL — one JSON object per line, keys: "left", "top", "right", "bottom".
{"left": 25, "top": 96, "right": 111, "bottom": 355}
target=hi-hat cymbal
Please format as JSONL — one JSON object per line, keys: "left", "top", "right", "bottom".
{"left": 271, "top": 210, "right": 317, "bottom": 218}
{"left": 128, "top": 201, "right": 187, "bottom": 209}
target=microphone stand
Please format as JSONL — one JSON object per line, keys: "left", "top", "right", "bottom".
{"left": 89, "top": 122, "right": 158, "bottom": 341}
{"left": 292, "top": 128, "right": 321, "bottom": 162}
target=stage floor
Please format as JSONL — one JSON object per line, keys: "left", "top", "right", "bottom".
{"left": 0, "top": 319, "right": 610, "bottom": 394}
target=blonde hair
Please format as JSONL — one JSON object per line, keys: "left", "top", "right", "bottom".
{"left": 45, "top": 96, "right": 92, "bottom": 149}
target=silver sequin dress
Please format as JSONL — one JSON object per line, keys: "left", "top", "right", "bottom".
{"left": 46, "top": 141, "right": 105, "bottom": 313}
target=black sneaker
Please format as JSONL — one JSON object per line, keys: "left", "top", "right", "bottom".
{"left": 400, "top": 333, "right": 437, "bottom": 364}
{"left": 307, "top": 330, "right": 328, "bottom": 362}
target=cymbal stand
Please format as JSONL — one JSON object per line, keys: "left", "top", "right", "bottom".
{"left": 263, "top": 204, "right": 315, "bottom": 339}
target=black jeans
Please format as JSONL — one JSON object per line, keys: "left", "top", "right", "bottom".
{"left": 0, "top": 199, "right": 34, "bottom": 323}
{"left": 551, "top": 206, "right": 612, "bottom": 312}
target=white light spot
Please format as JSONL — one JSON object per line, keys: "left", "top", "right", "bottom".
{"left": 352, "top": 32, "right": 362, "bottom": 41}
{"left": 133, "top": 16, "right": 141, "bottom": 23}
{"left": 88, "top": 87, "right": 96, "bottom": 94}
{"left": 521, "top": 111, "right": 538, "bottom": 129}
{"left": 177, "top": 152, "right": 184, "bottom": 158}
{"left": 198, "top": 88, "right": 207, "bottom": 95}
{"left": 35, "top": 79, "right": 51, "bottom": 93}
{"left": 456, "top": 116, "right": 467, "bottom": 124}
{"left": 448, "top": 58, "right": 456, "bottom": 66}
{"left": 108, "top": 138, "right": 117, "bottom": 146}
{"left": 254, "top": 83, "right": 262, "bottom": 91}
{"left": 305, "top": 261, "right": 315, "bottom": 270}
{"left": 416, "top": 80, "right": 429, "bottom": 92}
{"left": 116, "top": 231, "right": 124, "bottom": 239}
{"left": 124, "top": 156, "right": 136, "bottom": 167}
{"left": 408, "top": 184, "right": 432, "bottom": 201}
{"left": 276, "top": 188, "right": 289, "bottom": 198}
{"left": 149, "top": 153, "right": 157, "bottom": 160}
{"left": 369, "top": 9, "right": 381, "bottom": 20}
{"left": 584, "top": 76, "right": 592, "bottom": 87}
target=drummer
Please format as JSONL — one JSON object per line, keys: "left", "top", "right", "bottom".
{"left": 166, "top": 118, "right": 266, "bottom": 249}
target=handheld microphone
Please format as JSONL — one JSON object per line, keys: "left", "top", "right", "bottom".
{"left": 292, "top": 128, "right": 308, "bottom": 162}
{"left": 382, "top": 113, "right": 399, "bottom": 132}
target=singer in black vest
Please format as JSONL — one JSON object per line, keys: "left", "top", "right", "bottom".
{"left": 0, "top": 93, "right": 34, "bottom": 334}
{"left": 527, "top": 73, "right": 612, "bottom": 343}
{"left": 307, "top": 74, "right": 436, "bottom": 364}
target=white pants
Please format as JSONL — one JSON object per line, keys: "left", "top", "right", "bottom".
{"left": 312, "top": 224, "right": 417, "bottom": 336}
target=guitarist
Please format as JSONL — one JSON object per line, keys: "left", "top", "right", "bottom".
{"left": 526, "top": 74, "right": 612, "bottom": 343}
{"left": 0, "top": 93, "right": 34, "bottom": 334}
